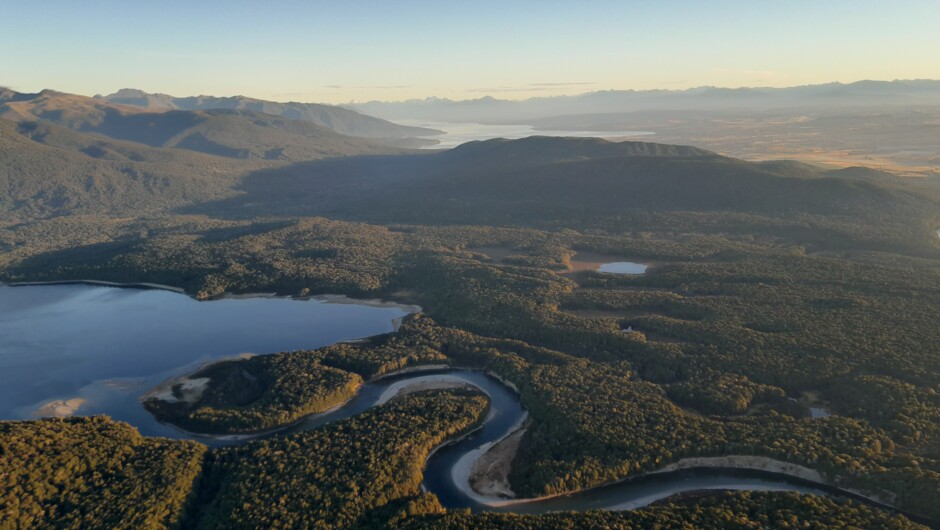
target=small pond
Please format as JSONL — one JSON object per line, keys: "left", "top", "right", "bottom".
{"left": 599, "top": 262, "right": 648, "bottom": 275}
{"left": 567, "top": 252, "right": 649, "bottom": 275}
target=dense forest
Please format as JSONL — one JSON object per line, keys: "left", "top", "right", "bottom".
{"left": 194, "top": 389, "right": 488, "bottom": 529}
{"left": 0, "top": 417, "right": 205, "bottom": 529}
{"left": 2, "top": 400, "right": 931, "bottom": 530}
{"left": 2, "top": 128, "right": 940, "bottom": 528}
{"left": 0, "top": 390, "right": 488, "bottom": 530}
{"left": 143, "top": 352, "right": 363, "bottom": 433}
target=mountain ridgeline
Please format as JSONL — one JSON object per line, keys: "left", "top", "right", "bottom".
{"left": 350, "top": 79, "right": 940, "bottom": 123}
{"left": 192, "top": 136, "right": 940, "bottom": 252}
{"left": 0, "top": 117, "right": 255, "bottom": 220}
{"left": 97, "top": 88, "right": 442, "bottom": 139}
{"left": 0, "top": 88, "right": 412, "bottom": 162}
{"left": 0, "top": 87, "right": 434, "bottom": 219}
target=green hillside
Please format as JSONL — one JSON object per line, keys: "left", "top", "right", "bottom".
{"left": 0, "top": 417, "right": 205, "bottom": 530}
{"left": 0, "top": 117, "right": 254, "bottom": 220}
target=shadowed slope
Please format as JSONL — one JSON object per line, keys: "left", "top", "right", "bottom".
{"left": 190, "top": 136, "right": 938, "bottom": 236}
{"left": 1, "top": 89, "right": 406, "bottom": 161}
{"left": 0, "top": 117, "right": 253, "bottom": 220}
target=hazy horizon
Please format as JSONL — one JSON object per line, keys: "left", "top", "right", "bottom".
{"left": 5, "top": 77, "right": 940, "bottom": 107}
{"left": 3, "top": 0, "right": 939, "bottom": 105}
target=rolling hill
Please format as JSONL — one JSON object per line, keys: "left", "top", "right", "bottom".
{"left": 185, "top": 136, "right": 940, "bottom": 252}
{"left": 197, "top": 136, "right": 933, "bottom": 218}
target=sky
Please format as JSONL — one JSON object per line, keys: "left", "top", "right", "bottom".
{"left": 2, "top": 0, "right": 939, "bottom": 104}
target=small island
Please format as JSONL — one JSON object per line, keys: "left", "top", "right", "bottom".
{"left": 143, "top": 352, "right": 362, "bottom": 434}
{"left": 143, "top": 316, "right": 452, "bottom": 434}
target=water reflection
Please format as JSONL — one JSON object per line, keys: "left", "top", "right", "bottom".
{"left": 0, "top": 284, "right": 415, "bottom": 429}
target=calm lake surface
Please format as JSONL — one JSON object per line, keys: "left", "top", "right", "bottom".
{"left": 0, "top": 284, "right": 415, "bottom": 433}
{"left": 401, "top": 120, "right": 655, "bottom": 149}
{"left": 599, "top": 262, "right": 648, "bottom": 275}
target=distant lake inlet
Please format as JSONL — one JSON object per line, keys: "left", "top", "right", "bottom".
{"left": 402, "top": 120, "right": 655, "bottom": 149}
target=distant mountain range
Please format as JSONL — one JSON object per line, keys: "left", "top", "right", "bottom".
{"left": 96, "top": 88, "right": 441, "bottom": 139}
{"left": 0, "top": 86, "right": 432, "bottom": 220}
{"left": 0, "top": 88, "right": 412, "bottom": 162}
{"left": 349, "top": 79, "right": 940, "bottom": 124}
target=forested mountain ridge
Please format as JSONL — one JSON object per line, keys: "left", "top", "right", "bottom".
{"left": 96, "top": 87, "right": 442, "bottom": 139}
{"left": 438, "top": 136, "right": 714, "bottom": 167}
{"left": 0, "top": 88, "right": 408, "bottom": 161}
{"left": 191, "top": 136, "right": 940, "bottom": 253}
{"left": 0, "top": 117, "right": 256, "bottom": 220}
{"left": 212, "top": 136, "right": 936, "bottom": 215}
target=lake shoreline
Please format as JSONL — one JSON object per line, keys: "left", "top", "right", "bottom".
{"left": 1, "top": 282, "right": 416, "bottom": 440}
{"left": 7, "top": 279, "right": 186, "bottom": 293}
{"left": 3, "top": 279, "right": 422, "bottom": 314}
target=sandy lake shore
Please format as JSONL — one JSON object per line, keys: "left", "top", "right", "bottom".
{"left": 35, "top": 398, "right": 86, "bottom": 417}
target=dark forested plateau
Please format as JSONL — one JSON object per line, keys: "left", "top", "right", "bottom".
{"left": 1, "top": 104, "right": 940, "bottom": 529}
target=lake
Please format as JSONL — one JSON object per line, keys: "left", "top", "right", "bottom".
{"left": 400, "top": 120, "right": 655, "bottom": 149}
{"left": 0, "top": 284, "right": 416, "bottom": 434}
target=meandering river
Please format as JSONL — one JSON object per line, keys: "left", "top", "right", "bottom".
{"left": 0, "top": 284, "right": 931, "bottom": 524}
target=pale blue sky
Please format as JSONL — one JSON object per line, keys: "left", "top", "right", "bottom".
{"left": 2, "top": 0, "right": 938, "bottom": 103}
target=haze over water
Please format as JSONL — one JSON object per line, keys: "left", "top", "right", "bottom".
{"left": 406, "top": 120, "right": 655, "bottom": 149}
